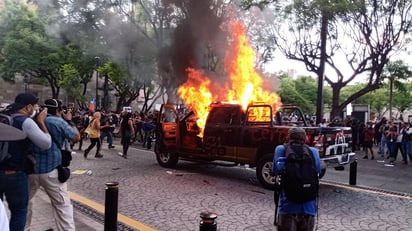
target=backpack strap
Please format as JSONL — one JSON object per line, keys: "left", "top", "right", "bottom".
{"left": 274, "top": 144, "right": 288, "bottom": 226}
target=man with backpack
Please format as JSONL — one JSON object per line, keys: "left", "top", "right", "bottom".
{"left": 272, "top": 127, "right": 321, "bottom": 231}
{"left": 0, "top": 121, "right": 28, "bottom": 231}
{"left": 25, "top": 98, "right": 80, "bottom": 231}
{"left": 0, "top": 93, "right": 51, "bottom": 231}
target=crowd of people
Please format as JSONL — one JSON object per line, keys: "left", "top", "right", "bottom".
{"left": 319, "top": 116, "right": 412, "bottom": 165}
{"left": 0, "top": 92, "right": 158, "bottom": 231}
{"left": 69, "top": 108, "right": 158, "bottom": 158}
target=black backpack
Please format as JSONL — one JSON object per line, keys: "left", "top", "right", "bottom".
{"left": 282, "top": 143, "right": 319, "bottom": 203}
{"left": 0, "top": 113, "right": 14, "bottom": 163}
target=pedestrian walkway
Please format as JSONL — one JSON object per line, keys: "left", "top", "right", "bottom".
{"left": 4, "top": 187, "right": 104, "bottom": 231}
{"left": 3, "top": 141, "right": 411, "bottom": 231}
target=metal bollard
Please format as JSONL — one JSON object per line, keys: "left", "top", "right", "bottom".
{"left": 104, "top": 182, "right": 119, "bottom": 231}
{"left": 349, "top": 159, "right": 357, "bottom": 185}
{"left": 199, "top": 211, "right": 217, "bottom": 231}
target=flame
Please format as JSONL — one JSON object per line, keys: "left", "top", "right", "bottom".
{"left": 177, "top": 21, "right": 282, "bottom": 136}
{"left": 177, "top": 68, "right": 215, "bottom": 131}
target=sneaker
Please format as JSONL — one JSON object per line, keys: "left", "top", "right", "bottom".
{"left": 362, "top": 156, "right": 368, "bottom": 159}
{"left": 117, "top": 152, "right": 127, "bottom": 159}
{"left": 95, "top": 153, "right": 103, "bottom": 158}
{"left": 108, "top": 145, "right": 115, "bottom": 149}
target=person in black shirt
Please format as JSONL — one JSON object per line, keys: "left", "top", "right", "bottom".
{"left": 100, "top": 113, "right": 115, "bottom": 149}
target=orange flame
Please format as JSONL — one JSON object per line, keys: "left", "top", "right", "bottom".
{"left": 177, "top": 21, "right": 282, "bottom": 136}
{"left": 177, "top": 68, "right": 216, "bottom": 131}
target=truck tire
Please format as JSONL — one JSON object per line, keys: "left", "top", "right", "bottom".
{"left": 256, "top": 153, "right": 275, "bottom": 190}
{"left": 156, "top": 152, "right": 178, "bottom": 168}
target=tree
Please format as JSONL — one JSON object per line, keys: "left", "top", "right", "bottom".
{"left": 98, "top": 62, "right": 138, "bottom": 113}
{"left": 278, "top": 73, "right": 332, "bottom": 114}
{"left": 0, "top": 1, "right": 91, "bottom": 99}
{"left": 59, "top": 64, "right": 85, "bottom": 106}
{"left": 381, "top": 60, "right": 412, "bottom": 120}
{"left": 392, "top": 88, "right": 412, "bottom": 121}
{"left": 242, "top": 0, "right": 412, "bottom": 122}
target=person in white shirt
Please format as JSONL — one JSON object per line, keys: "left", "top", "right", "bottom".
{"left": 319, "top": 118, "right": 328, "bottom": 128}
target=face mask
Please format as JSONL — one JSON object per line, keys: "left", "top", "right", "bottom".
{"left": 29, "top": 110, "right": 37, "bottom": 118}
{"left": 29, "top": 105, "right": 39, "bottom": 118}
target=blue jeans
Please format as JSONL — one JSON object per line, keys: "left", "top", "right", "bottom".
{"left": 0, "top": 170, "right": 29, "bottom": 231}
{"left": 380, "top": 136, "right": 388, "bottom": 156}
{"left": 277, "top": 214, "right": 315, "bottom": 231}
{"left": 387, "top": 141, "right": 396, "bottom": 159}
{"left": 100, "top": 131, "right": 113, "bottom": 146}
{"left": 404, "top": 140, "right": 412, "bottom": 162}
{"left": 143, "top": 130, "right": 153, "bottom": 149}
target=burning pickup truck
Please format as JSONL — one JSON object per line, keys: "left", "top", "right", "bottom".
{"left": 155, "top": 102, "right": 355, "bottom": 189}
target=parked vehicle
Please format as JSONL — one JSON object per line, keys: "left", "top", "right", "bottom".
{"left": 155, "top": 102, "right": 355, "bottom": 189}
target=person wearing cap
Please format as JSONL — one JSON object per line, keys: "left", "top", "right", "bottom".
{"left": 24, "top": 98, "right": 80, "bottom": 231}
{"left": 272, "top": 127, "right": 321, "bottom": 231}
{"left": 0, "top": 93, "right": 51, "bottom": 231}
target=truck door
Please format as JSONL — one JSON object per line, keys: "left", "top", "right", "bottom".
{"left": 203, "top": 105, "right": 242, "bottom": 160}
{"left": 156, "top": 104, "right": 180, "bottom": 153}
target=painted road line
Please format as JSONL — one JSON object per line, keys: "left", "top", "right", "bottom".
{"left": 69, "top": 191, "right": 158, "bottom": 231}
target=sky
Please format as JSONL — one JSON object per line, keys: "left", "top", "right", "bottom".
{"left": 266, "top": 49, "right": 412, "bottom": 84}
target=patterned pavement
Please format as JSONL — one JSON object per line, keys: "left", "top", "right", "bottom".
{"left": 6, "top": 142, "right": 412, "bottom": 231}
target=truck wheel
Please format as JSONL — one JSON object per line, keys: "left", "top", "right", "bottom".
{"left": 156, "top": 152, "right": 178, "bottom": 168}
{"left": 256, "top": 154, "right": 275, "bottom": 190}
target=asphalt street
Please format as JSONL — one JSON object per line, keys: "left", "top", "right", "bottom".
{"left": 25, "top": 141, "right": 412, "bottom": 231}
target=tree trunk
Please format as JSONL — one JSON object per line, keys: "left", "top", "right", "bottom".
{"left": 316, "top": 11, "right": 328, "bottom": 124}
{"left": 389, "top": 78, "right": 393, "bottom": 121}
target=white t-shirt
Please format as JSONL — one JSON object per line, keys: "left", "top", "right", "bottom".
{"left": 22, "top": 118, "right": 51, "bottom": 150}
{"left": 0, "top": 199, "right": 9, "bottom": 231}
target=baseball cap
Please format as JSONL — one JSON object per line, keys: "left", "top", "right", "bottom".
{"left": 6, "top": 93, "right": 38, "bottom": 111}
{"left": 288, "top": 127, "right": 306, "bottom": 141}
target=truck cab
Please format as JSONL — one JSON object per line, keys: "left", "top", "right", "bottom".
{"left": 155, "top": 103, "right": 356, "bottom": 189}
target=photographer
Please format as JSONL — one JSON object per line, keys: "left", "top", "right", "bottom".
{"left": 25, "top": 99, "right": 80, "bottom": 231}
{"left": 0, "top": 93, "right": 51, "bottom": 231}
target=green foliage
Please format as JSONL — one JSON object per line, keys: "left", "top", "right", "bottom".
{"left": 278, "top": 74, "right": 316, "bottom": 114}
{"left": 0, "top": 1, "right": 65, "bottom": 97}
{"left": 382, "top": 60, "right": 412, "bottom": 87}
{"left": 59, "top": 64, "right": 86, "bottom": 103}
{"left": 340, "top": 84, "right": 365, "bottom": 104}
{"left": 393, "top": 89, "right": 412, "bottom": 113}
{"left": 99, "top": 62, "right": 127, "bottom": 89}
{"left": 277, "top": 73, "right": 333, "bottom": 115}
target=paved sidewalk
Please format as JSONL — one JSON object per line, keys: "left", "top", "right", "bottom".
{"left": 4, "top": 142, "right": 412, "bottom": 230}
{"left": 4, "top": 187, "right": 103, "bottom": 231}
